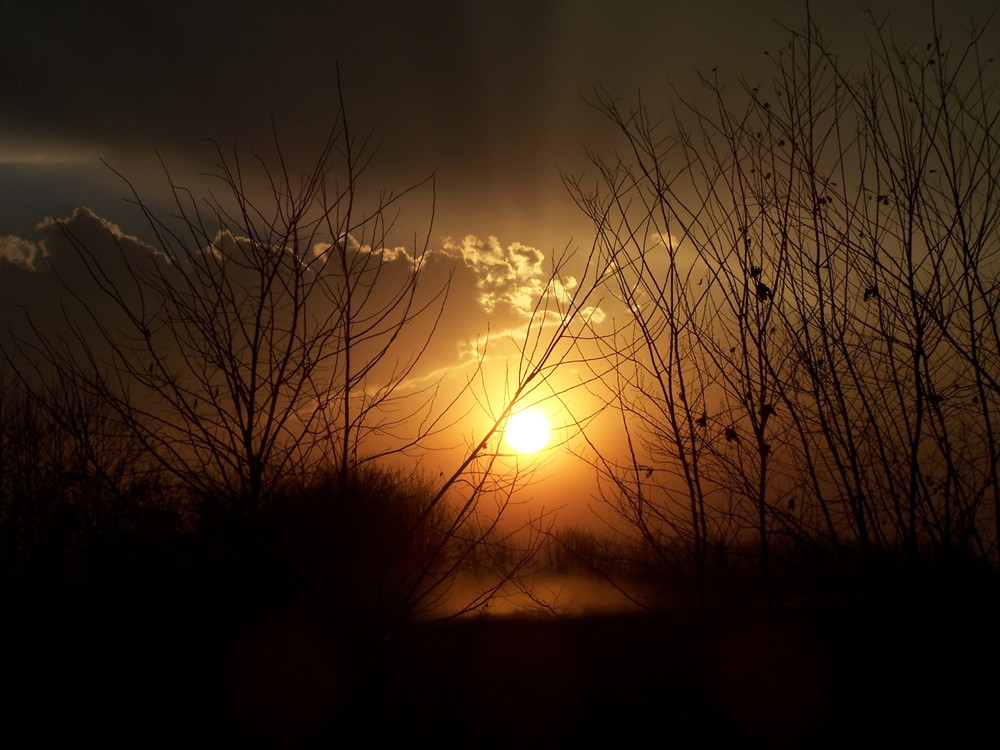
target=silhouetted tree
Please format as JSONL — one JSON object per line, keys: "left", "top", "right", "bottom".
{"left": 2, "top": 92, "right": 603, "bottom": 623}
{"left": 571, "top": 8, "right": 1000, "bottom": 607}
{"left": 10, "top": 122, "right": 452, "bottom": 516}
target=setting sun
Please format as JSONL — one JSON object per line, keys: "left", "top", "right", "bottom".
{"left": 504, "top": 408, "right": 551, "bottom": 454}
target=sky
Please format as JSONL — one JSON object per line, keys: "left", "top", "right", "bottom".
{"left": 5, "top": 1, "right": 996, "bottom": 246}
{"left": 2, "top": 0, "right": 997, "bottom": 524}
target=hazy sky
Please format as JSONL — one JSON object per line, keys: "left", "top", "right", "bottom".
{"left": 2, "top": 0, "right": 996, "bottom": 520}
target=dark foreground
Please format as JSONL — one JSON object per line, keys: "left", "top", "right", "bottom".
{"left": 6, "top": 598, "right": 999, "bottom": 748}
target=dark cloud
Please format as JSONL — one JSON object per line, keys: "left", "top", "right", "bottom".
{"left": 0, "top": 208, "right": 169, "bottom": 365}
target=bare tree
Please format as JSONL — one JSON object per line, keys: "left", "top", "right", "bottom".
{"left": 2, "top": 93, "right": 605, "bottom": 623}
{"left": 7, "top": 112, "right": 457, "bottom": 517}
{"left": 571, "top": 9, "right": 1000, "bottom": 607}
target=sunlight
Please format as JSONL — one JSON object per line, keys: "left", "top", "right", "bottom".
{"left": 504, "top": 408, "right": 551, "bottom": 454}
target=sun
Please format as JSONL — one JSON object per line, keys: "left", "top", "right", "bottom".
{"left": 504, "top": 408, "right": 552, "bottom": 454}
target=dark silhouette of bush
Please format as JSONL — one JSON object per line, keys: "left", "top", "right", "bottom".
{"left": 194, "top": 465, "right": 456, "bottom": 633}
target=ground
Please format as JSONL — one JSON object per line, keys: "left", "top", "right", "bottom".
{"left": 8, "top": 600, "right": 996, "bottom": 748}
